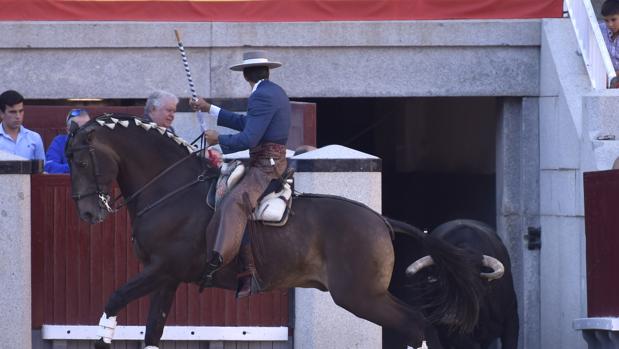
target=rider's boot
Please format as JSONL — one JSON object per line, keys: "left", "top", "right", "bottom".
{"left": 199, "top": 252, "right": 223, "bottom": 292}
{"left": 236, "top": 244, "right": 256, "bottom": 298}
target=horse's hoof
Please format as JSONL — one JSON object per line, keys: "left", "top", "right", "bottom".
{"left": 94, "top": 338, "right": 110, "bottom": 349}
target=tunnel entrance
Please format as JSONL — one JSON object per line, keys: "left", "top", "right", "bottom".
{"left": 296, "top": 96, "right": 499, "bottom": 348}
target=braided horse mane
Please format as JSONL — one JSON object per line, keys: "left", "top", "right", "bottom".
{"left": 81, "top": 113, "right": 197, "bottom": 154}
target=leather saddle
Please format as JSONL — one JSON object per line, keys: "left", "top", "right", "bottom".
{"left": 207, "top": 160, "right": 294, "bottom": 227}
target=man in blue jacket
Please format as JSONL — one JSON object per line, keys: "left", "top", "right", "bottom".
{"left": 191, "top": 51, "right": 291, "bottom": 297}
{"left": 45, "top": 109, "right": 90, "bottom": 173}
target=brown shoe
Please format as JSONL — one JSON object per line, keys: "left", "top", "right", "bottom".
{"left": 236, "top": 244, "right": 256, "bottom": 298}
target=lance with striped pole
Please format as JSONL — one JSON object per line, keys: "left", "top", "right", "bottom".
{"left": 174, "top": 29, "right": 207, "bottom": 132}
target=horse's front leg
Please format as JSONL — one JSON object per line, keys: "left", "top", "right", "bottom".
{"left": 143, "top": 281, "right": 180, "bottom": 349}
{"left": 94, "top": 264, "right": 167, "bottom": 349}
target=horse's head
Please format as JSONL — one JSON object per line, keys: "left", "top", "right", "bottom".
{"left": 65, "top": 119, "right": 119, "bottom": 223}
{"left": 65, "top": 113, "right": 220, "bottom": 224}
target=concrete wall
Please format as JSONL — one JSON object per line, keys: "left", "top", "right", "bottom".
{"left": 537, "top": 18, "right": 619, "bottom": 349}
{"left": 291, "top": 145, "right": 382, "bottom": 349}
{"left": 0, "top": 20, "right": 541, "bottom": 99}
{"left": 496, "top": 97, "right": 541, "bottom": 349}
{"left": 0, "top": 151, "right": 33, "bottom": 349}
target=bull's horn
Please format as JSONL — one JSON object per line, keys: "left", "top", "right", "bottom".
{"left": 405, "top": 255, "right": 434, "bottom": 276}
{"left": 480, "top": 255, "right": 505, "bottom": 280}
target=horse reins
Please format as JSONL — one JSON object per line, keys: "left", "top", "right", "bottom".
{"left": 68, "top": 132, "right": 217, "bottom": 217}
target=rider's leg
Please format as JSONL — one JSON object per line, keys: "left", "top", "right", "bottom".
{"left": 237, "top": 235, "right": 256, "bottom": 298}
{"left": 201, "top": 167, "right": 272, "bottom": 287}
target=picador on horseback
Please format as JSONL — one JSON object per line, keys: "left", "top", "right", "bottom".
{"left": 65, "top": 52, "right": 494, "bottom": 349}
{"left": 190, "top": 51, "right": 291, "bottom": 298}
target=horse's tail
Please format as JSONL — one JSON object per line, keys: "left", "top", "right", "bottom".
{"left": 386, "top": 217, "right": 483, "bottom": 334}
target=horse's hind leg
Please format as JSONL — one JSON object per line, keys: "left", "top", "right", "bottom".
{"left": 330, "top": 291, "right": 441, "bottom": 349}
{"left": 94, "top": 265, "right": 167, "bottom": 349}
{"left": 144, "top": 281, "right": 179, "bottom": 348}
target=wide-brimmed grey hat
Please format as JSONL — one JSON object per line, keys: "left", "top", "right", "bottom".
{"left": 229, "top": 51, "right": 282, "bottom": 71}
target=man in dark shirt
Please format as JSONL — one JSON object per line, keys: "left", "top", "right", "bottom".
{"left": 191, "top": 51, "right": 291, "bottom": 297}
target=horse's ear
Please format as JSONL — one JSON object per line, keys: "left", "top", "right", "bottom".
{"left": 69, "top": 121, "right": 80, "bottom": 134}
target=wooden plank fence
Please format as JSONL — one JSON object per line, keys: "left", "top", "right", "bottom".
{"left": 31, "top": 175, "right": 290, "bottom": 329}
{"left": 584, "top": 169, "right": 619, "bottom": 317}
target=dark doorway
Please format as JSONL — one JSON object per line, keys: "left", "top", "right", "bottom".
{"left": 295, "top": 96, "right": 498, "bottom": 229}
{"left": 295, "top": 96, "right": 498, "bottom": 348}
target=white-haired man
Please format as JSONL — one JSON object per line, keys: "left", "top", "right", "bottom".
{"left": 144, "top": 90, "right": 178, "bottom": 133}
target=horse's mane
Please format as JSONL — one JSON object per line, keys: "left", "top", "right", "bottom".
{"left": 76, "top": 113, "right": 198, "bottom": 155}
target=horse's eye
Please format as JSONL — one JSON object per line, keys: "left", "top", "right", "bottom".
{"left": 77, "top": 161, "right": 88, "bottom": 168}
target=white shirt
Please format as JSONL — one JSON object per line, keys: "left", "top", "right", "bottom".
{"left": 0, "top": 123, "right": 46, "bottom": 160}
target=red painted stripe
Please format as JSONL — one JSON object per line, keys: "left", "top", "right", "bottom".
{"left": 3, "top": 0, "right": 562, "bottom": 22}
{"left": 43, "top": 185, "right": 55, "bottom": 324}
{"left": 114, "top": 203, "right": 128, "bottom": 324}
{"left": 65, "top": 185, "right": 80, "bottom": 323}
{"left": 77, "top": 201, "right": 92, "bottom": 324}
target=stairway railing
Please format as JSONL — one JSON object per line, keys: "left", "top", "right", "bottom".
{"left": 565, "top": 0, "right": 617, "bottom": 89}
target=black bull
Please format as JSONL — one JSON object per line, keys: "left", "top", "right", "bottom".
{"left": 392, "top": 219, "right": 519, "bottom": 349}
{"left": 65, "top": 114, "right": 492, "bottom": 349}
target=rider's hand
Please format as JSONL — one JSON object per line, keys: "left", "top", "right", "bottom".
{"left": 205, "top": 129, "right": 219, "bottom": 145}
{"left": 190, "top": 97, "right": 211, "bottom": 113}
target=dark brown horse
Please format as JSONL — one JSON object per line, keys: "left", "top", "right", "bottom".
{"left": 65, "top": 114, "right": 485, "bottom": 349}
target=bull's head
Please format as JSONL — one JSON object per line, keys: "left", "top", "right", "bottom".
{"left": 406, "top": 254, "right": 505, "bottom": 281}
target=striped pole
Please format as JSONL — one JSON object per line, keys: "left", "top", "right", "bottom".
{"left": 174, "top": 29, "right": 207, "bottom": 132}
{"left": 174, "top": 29, "right": 198, "bottom": 101}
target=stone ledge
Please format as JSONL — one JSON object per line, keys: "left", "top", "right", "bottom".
{"left": 0, "top": 160, "right": 43, "bottom": 174}
{"left": 0, "top": 20, "right": 541, "bottom": 48}
{"left": 290, "top": 158, "right": 381, "bottom": 172}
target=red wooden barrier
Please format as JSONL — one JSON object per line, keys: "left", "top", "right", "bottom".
{"left": 23, "top": 106, "right": 145, "bottom": 148}
{"left": 31, "top": 174, "right": 290, "bottom": 328}
{"left": 584, "top": 169, "right": 619, "bottom": 317}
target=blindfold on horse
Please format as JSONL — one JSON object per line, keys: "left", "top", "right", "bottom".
{"left": 65, "top": 113, "right": 495, "bottom": 349}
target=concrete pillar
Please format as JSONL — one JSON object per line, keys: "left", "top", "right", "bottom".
{"left": 290, "top": 144, "right": 382, "bottom": 349}
{"left": 0, "top": 151, "right": 41, "bottom": 349}
{"left": 496, "top": 98, "right": 541, "bottom": 349}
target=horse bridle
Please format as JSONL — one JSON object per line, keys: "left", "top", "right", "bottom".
{"left": 66, "top": 142, "right": 116, "bottom": 213}
{"left": 67, "top": 132, "right": 217, "bottom": 216}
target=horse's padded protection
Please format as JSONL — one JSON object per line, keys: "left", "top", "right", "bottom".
{"left": 96, "top": 312, "right": 117, "bottom": 344}
{"left": 215, "top": 160, "right": 293, "bottom": 225}
{"left": 252, "top": 184, "right": 293, "bottom": 225}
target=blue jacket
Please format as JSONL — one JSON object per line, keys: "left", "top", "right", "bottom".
{"left": 45, "top": 134, "right": 70, "bottom": 173}
{"left": 217, "top": 80, "right": 291, "bottom": 154}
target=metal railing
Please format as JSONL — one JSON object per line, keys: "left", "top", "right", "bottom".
{"left": 565, "top": 0, "right": 617, "bottom": 89}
